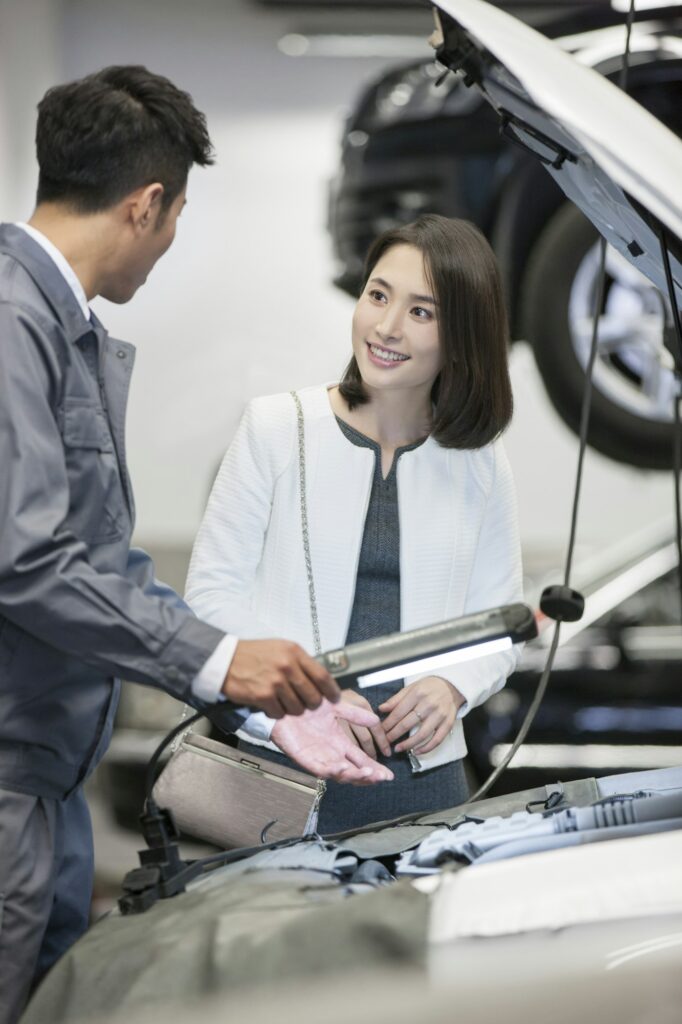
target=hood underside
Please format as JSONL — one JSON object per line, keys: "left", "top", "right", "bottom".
{"left": 432, "top": 0, "right": 682, "bottom": 315}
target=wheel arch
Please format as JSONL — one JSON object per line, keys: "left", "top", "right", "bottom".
{"left": 489, "top": 161, "right": 566, "bottom": 340}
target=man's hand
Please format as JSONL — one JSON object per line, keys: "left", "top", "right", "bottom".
{"left": 379, "top": 676, "right": 464, "bottom": 756}
{"left": 338, "top": 690, "right": 391, "bottom": 759}
{"left": 222, "top": 639, "right": 340, "bottom": 717}
{"left": 272, "top": 699, "right": 395, "bottom": 785}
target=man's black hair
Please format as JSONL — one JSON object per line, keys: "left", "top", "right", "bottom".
{"left": 36, "top": 65, "right": 214, "bottom": 213}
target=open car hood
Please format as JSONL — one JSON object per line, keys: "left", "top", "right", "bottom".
{"left": 432, "top": 0, "right": 682, "bottom": 314}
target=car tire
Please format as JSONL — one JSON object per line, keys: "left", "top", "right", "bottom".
{"left": 520, "top": 202, "right": 676, "bottom": 470}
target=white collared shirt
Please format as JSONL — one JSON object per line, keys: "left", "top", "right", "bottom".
{"left": 16, "top": 222, "right": 91, "bottom": 320}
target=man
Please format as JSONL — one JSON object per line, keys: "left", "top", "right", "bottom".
{"left": 0, "top": 65, "right": 391, "bottom": 1024}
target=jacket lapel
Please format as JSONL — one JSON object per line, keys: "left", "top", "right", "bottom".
{"left": 398, "top": 440, "right": 474, "bottom": 630}
{"left": 301, "top": 401, "right": 375, "bottom": 651}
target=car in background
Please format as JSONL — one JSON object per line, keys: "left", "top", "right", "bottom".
{"left": 327, "top": 2, "right": 682, "bottom": 469}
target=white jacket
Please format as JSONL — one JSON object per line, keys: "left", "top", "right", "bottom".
{"left": 185, "top": 384, "right": 524, "bottom": 769}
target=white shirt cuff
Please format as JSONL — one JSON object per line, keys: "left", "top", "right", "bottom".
{"left": 190, "top": 634, "right": 239, "bottom": 703}
{"left": 240, "top": 711, "right": 277, "bottom": 742}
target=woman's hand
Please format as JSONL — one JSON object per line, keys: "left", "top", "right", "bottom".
{"left": 379, "top": 676, "right": 464, "bottom": 756}
{"left": 272, "top": 699, "right": 394, "bottom": 784}
{"left": 338, "top": 689, "right": 392, "bottom": 759}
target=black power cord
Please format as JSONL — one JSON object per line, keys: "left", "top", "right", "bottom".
{"left": 468, "top": 0, "right": 640, "bottom": 803}
{"left": 120, "top": 711, "right": 320, "bottom": 914}
{"left": 658, "top": 226, "right": 682, "bottom": 618}
{"left": 467, "top": 236, "right": 607, "bottom": 804}
{"left": 118, "top": 711, "right": 204, "bottom": 914}
{"left": 674, "top": 393, "right": 682, "bottom": 619}
{"left": 143, "top": 710, "right": 203, "bottom": 804}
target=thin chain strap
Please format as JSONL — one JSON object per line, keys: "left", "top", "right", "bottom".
{"left": 290, "top": 391, "right": 322, "bottom": 657}
{"left": 172, "top": 392, "right": 321, "bottom": 745}
{"left": 171, "top": 700, "right": 193, "bottom": 753}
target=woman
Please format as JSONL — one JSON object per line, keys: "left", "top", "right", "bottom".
{"left": 185, "top": 215, "right": 523, "bottom": 833}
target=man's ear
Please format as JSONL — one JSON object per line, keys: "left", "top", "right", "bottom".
{"left": 128, "top": 183, "right": 165, "bottom": 232}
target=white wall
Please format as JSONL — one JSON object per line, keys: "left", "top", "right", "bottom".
{"left": 0, "top": 0, "right": 673, "bottom": 566}
{"left": 0, "top": 0, "right": 64, "bottom": 214}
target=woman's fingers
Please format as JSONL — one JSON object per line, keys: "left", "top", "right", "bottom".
{"left": 370, "top": 724, "right": 392, "bottom": 758}
{"left": 336, "top": 702, "right": 380, "bottom": 729}
{"left": 412, "top": 720, "right": 452, "bottom": 756}
{"left": 350, "top": 724, "right": 377, "bottom": 759}
{"left": 377, "top": 691, "right": 402, "bottom": 713}
{"left": 343, "top": 744, "right": 394, "bottom": 781}
{"left": 381, "top": 688, "right": 420, "bottom": 736}
{"left": 395, "top": 710, "right": 441, "bottom": 752}
{"left": 385, "top": 703, "right": 431, "bottom": 743}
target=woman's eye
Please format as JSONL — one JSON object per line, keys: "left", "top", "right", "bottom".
{"left": 412, "top": 306, "right": 433, "bottom": 320}
{"left": 368, "top": 289, "right": 386, "bottom": 303}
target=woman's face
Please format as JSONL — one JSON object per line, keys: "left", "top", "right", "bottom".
{"left": 351, "top": 243, "right": 443, "bottom": 396}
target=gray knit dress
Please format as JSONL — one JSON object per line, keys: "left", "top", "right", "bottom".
{"left": 240, "top": 417, "right": 469, "bottom": 834}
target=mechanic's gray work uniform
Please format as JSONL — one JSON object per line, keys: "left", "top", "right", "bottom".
{"left": 0, "top": 224, "right": 240, "bottom": 1024}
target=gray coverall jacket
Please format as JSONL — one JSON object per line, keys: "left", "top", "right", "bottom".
{"left": 0, "top": 223, "right": 241, "bottom": 800}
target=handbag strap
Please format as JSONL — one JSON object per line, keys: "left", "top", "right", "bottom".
{"left": 173, "top": 391, "right": 322, "bottom": 748}
{"left": 171, "top": 700, "right": 194, "bottom": 752}
{"left": 290, "top": 391, "right": 322, "bottom": 657}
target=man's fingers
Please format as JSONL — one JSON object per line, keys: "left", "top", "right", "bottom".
{"left": 261, "top": 697, "right": 286, "bottom": 719}
{"left": 343, "top": 745, "right": 394, "bottom": 781}
{"left": 290, "top": 673, "right": 324, "bottom": 711}
{"left": 223, "top": 640, "right": 338, "bottom": 711}
{"left": 335, "top": 703, "right": 380, "bottom": 729}
{"left": 299, "top": 651, "right": 340, "bottom": 704}
{"left": 277, "top": 684, "right": 306, "bottom": 717}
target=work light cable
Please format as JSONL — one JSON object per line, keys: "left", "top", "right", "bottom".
{"left": 468, "top": 234, "right": 609, "bottom": 803}
{"left": 674, "top": 393, "right": 682, "bottom": 618}
{"left": 469, "top": 0, "right": 682, "bottom": 805}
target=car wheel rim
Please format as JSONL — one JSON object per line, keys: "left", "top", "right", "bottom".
{"left": 568, "top": 241, "right": 675, "bottom": 423}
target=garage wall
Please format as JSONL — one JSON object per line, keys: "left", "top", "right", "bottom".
{"left": 0, "top": 0, "right": 673, "bottom": 576}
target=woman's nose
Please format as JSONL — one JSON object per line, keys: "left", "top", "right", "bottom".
{"left": 376, "top": 309, "right": 403, "bottom": 341}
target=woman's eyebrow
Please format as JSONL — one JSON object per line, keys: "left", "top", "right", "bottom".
{"left": 370, "top": 276, "right": 437, "bottom": 305}
{"left": 369, "top": 276, "right": 392, "bottom": 290}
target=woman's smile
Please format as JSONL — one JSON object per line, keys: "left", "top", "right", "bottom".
{"left": 365, "top": 340, "right": 411, "bottom": 367}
